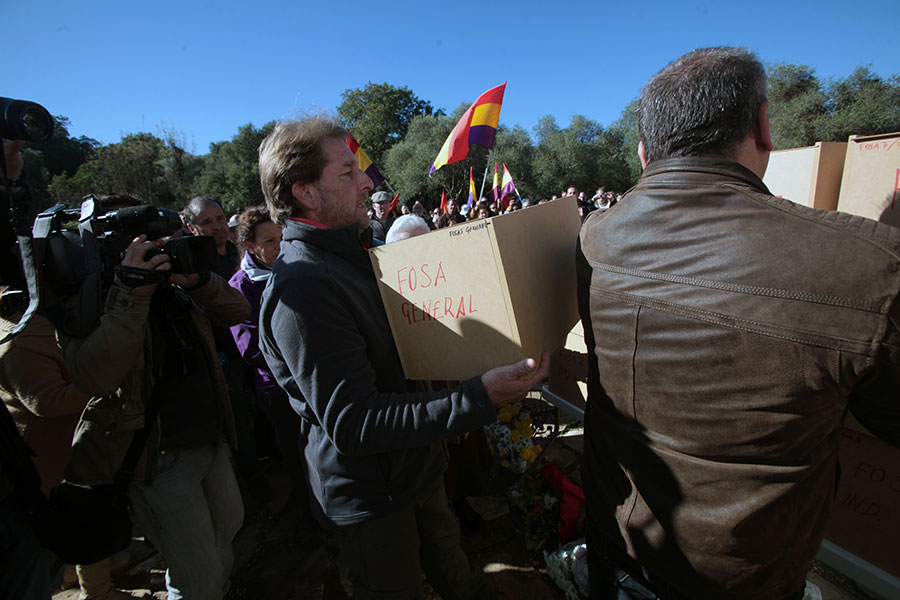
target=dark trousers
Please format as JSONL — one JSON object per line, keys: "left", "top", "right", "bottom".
{"left": 332, "top": 478, "right": 489, "bottom": 600}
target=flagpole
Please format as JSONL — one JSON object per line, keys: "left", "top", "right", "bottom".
{"left": 478, "top": 150, "right": 492, "bottom": 201}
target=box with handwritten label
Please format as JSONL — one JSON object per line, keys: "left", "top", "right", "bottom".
{"left": 836, "top": 132, "right": 900, "bottom": 226}
{"left": 824, "top": 414, "right": 900, "bottom": 579}
{"left": 369, "top": 196, "right": 582, "bottom": 381}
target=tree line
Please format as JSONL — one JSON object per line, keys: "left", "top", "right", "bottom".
{"left": 21, "top": 64, "right": 900, "bottom": 216}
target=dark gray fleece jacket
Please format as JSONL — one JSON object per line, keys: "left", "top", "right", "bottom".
{"left": 260, "top": 218, "right": 495, "bottom": 526}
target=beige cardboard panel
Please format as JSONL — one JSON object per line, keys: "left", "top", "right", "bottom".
{"left": 837, "top": 133, "right": 900, "bottom": 225}
{"left": 549, "top": 322, "right": 590, "bottom": 409}
{"left": 810, "top": 142, "right": 847, "bottom": 210}
{"left": 824, "top": 427, "right": 900, "bottom": 577}
{"left": 763, "top": 142, "right": 846, "bottom": 210}
{"left": 490, "top": 197, "right": 582, "bottom": 359}
{"left": 764, "top": 146, "right": 817, "bottom": 205}
{"left": 370, "top": 222, "right": 520, "bottom": 380}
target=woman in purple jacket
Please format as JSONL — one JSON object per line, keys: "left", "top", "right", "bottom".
{"left": 228, "top": 207, "right": 305, "bottom": 500}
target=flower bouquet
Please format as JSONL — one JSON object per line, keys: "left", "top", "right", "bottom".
{"left": 483, "top": 394, "right": 557, "bottom": 473}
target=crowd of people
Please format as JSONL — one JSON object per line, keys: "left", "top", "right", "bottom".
{"left": 364, "top": 185, "right": 623, "bottom": 239}
{"left": 1, "top": 44, "right": 899, "bottom": 600}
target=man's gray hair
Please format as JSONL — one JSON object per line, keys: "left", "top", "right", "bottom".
{"left": 386, "top": 215, "right": 432, "bottom": 244}
{"left": 182, "top": 196, "right": 223, "bottom": 225}
{"left": 638, "top": 46, "right": 767, "bottom": 164}
{"left": 258, "top": 116, "right": 347, "bottom": 226}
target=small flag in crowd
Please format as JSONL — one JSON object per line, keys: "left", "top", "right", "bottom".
{"left": 440, "top": 188, "right": 448, "bottom": 214}
{"left": 389, "top": 192, "right": 400, "bottom": 214}
{"left": 429, "top": 82, "right": 506, "bottom": 175}
{"left": 345, "top": 133, "right": 385, "bottom": 188}
{"left": 492, "top": 162, "right": 499, "bottom": 204}
{"left": 500, "top": 163, "right": 518, "bottom": 211}
{"left": 467, "top": 167, "right": 476, "bottom": 208}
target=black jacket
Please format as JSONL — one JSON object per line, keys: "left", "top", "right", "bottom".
{"left": 260, "top": 219, "right": 494, "bottom": 526}
{"left": 578, "top": 157, "right": 900, "bottom": 600}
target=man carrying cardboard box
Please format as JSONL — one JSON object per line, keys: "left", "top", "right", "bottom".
{"left": 578, "top": 46, "right": 900, "bottom": 600}
{"left": 257, "top": 116, "right": 549, "bottom": 600}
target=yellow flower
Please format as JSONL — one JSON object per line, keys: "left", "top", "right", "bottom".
{"left": 510, "top": 430, "right": 521, "bottom": 442}
{"left": 497, "top": 404, "right": 520, "bottom": 423}
{"left": 520, "top": 445, "right": 542, "bottom": 463}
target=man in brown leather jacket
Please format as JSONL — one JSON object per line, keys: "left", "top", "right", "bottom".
{"left": 578, "top": 46, "right": 900, "bottom": 600}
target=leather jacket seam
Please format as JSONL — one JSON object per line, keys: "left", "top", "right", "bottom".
{"left": 591, "top": 286, "right": 874, "bottom": 355}
{"left": 588, "top": 260, "right": 881, "bottom": 313}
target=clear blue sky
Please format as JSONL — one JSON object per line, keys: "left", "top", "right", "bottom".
{"left": 9, "top": 0, "right": 899, "bottom": 155}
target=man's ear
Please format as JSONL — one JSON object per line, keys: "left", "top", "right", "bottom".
{"left": 241, "top": 239, "right": 254, "bottom": 253}
{"left": 638, "top": 141, "right": 649, "bottom": 170}
{"left": 291, "top": 181, "right": 318, "bottom": 212}
{"left": 755, "top": 101, "right": 774, "bottom": 153}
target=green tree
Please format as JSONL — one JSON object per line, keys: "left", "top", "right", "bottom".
{"left": 48, "top": 133, "right": 179, "bottom": 208}
{"left": 816, "top": 66, "right": 900, "bottom": 142}
{"left": 767, "top": 63, "right": 827, "bottom": 149}
{"left": 338, "top": 83, "right": 437, "bottom": 168}
{"left": 767, "top": 63, "right": 900, "bottom": 149}
{"left": 384, "top": 113, "right": 462, "bottom": 210}
{"left": 22, "top": 116, "right": 99, "bottom": 208}
{"left": 190, "top": 122, "right": 275, "bottom": 215}
{"left": 607, "top": 99, "right": 642, "bottom": 186}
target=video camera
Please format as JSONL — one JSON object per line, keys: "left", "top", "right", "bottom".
{"left": 35, "top": 196, "right": 220, "bottom": 337}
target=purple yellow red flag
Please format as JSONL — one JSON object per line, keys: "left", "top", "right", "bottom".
{"left": 345, "top": 133, "right": 385, "bottom": 188}
{"left": 467, "top": 167, "right": 476, "bottom": 208}
{"left": 500, "top": 163, "right": 518, "bottom": 211}
{"left": 492, "top": 162, "right": 499, "bottom": 204}
{"left": 389, "top": 192, "right": 400, "bottom": 214}
{"left": 440, "top": 188, "right": 448, "bottom": 214}
{"left": 429, "top": 82, "right": 506, "bottom": 175}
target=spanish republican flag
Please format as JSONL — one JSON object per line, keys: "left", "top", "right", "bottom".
{"left": 440, "top": 188, "right": 448, "bottom": 214}
{"left": 500, "top": 163, "right": 518, "bottom": 211}
{"left": 429, "top": 82, "right": 506, "bottom": 175}
{"left": 492, "top": 162, "right": 499, "bottom": 204}
{"left": 389, "top": 192, "right": 400, "bottom": 214}
{"left": 345, "top": 133, "right": 385, "bottom": 188}
{"left": 467, "top": 167, "right": 476, "bottom": 208}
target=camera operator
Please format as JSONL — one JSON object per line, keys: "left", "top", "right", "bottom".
{"left": 60, "top": 227, "right": 251, "bottom": 600}
{"left": 0, "top": 137, "right": 53, "bottom": 600}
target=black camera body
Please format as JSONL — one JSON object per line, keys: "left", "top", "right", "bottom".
{"left": 144, "top": 236, "right": 219, "bottom": 274}
{"left": 35, "top": 197, "right": 219, "bottom": 337}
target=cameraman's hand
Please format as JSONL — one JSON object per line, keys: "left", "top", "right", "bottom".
{"left": 169, "top": 272, "right": 200, "bottom": 289}
{"left": 2, "top": 139, "right": 25, "bottom": 181}
{"left": 117, "top": 235, "right": 170, "bottom": 297}
{"left": 481, "top": 351, "right": 550, "bottom": 408}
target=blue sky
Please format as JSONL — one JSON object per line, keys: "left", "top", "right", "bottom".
{"left": 9, "top": 0, "right": 899, "bottom": 155}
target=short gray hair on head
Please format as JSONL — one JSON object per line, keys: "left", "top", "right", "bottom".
{"left": 182, "top": 196, "right": 224, "bottom": 225}
{"left": 386, "top": 215, "right": 432, "bottom": 243}
{"left": 258, "top": 116, "right": 347, "bottom": 226}
{"left": 638, "top": 46, "right": 767, "bottom": 164}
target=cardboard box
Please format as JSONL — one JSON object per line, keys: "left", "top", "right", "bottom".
{"left": 548, "top": 323, "right": 588, "bottom": 411}
{"left": 836, "top": 132, "right": 900, "bottom": 227}
{"left": 369, "top": 197, "right": 582, "bottom": 380}
{"left": 762, "top": 142, "right": 846, "bottom": 210}
{"left": 823, "top": 416, "right": 900, "bottom": 579}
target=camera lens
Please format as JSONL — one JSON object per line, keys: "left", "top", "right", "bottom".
{"left": 0, "top": 97, "right": 54, "bottom": 142}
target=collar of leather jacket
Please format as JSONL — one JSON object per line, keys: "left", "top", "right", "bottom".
{"left": 641, "top": 156, "right": 770, "bottom": 195}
